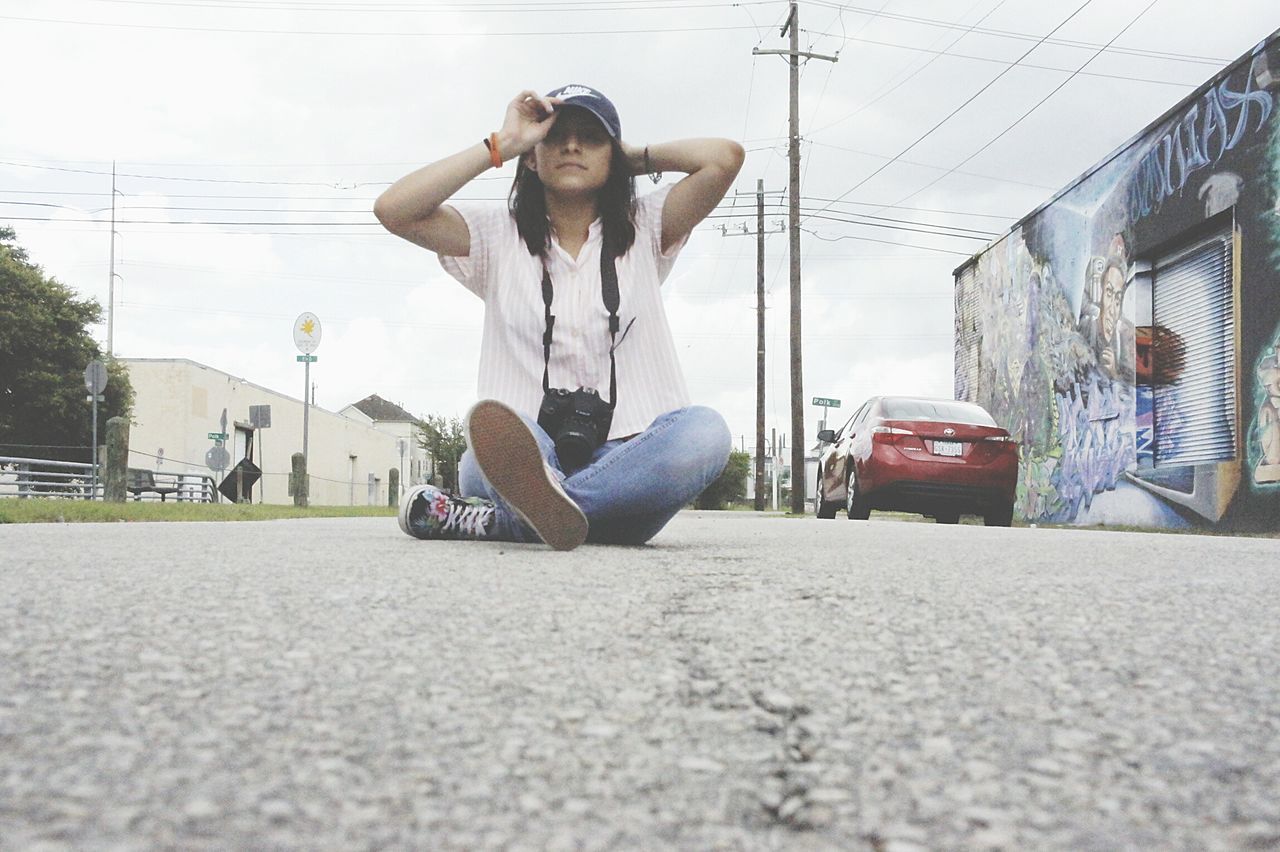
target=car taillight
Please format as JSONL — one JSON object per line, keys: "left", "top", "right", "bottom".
{"left": 982, "top": 435, "right": 1014, "bottom": 442}
{"left": 871, "top": 426, "right": 913, "bottom": 444}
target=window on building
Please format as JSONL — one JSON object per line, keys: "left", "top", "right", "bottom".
{"left": 1147, "top": 223, "right": 1237, "bottom": 468}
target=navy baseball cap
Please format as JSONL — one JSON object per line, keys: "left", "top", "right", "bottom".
{"left": 545, "top": 84, "right": 621, "bottom": 139}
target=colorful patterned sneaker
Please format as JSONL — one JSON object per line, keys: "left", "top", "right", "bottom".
{"left": 398, "top": 483, "right": 497, "bottom": 541}
{"left": 465, "top": 399, "right": 589, "bottom": 551}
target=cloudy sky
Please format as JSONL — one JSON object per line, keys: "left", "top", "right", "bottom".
{"left": 4, "top": 0, "right": 1277, "bottom": 452}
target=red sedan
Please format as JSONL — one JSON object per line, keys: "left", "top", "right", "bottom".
{"left": 815, "top": 396, "right": 1019, "bottom": 526}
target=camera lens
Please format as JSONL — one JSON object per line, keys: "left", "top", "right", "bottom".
{"left": 556, "top": 428, "right": 594, "bottom": 470}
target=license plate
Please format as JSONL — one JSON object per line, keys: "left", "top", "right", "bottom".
{"left": 933, "top": 440, "right": 963, "bottom": 457}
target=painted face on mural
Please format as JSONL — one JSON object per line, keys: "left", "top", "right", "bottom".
{"left": 1100, "top": 264, "right": 1126, "bottom": 346}
{"left": 1262, "top": 348, "right": 1280, "bottom": 400}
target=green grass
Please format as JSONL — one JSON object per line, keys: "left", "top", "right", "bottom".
{"left": 0, "top": 499, "right": 397, "bottom": 524}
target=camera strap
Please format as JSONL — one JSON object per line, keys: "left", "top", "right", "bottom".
{"left": 539, "top": 242, "right": 621, "bottom": 407}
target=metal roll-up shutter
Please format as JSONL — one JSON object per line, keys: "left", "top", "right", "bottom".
{"left": 1152, "top": 227, "right": 1235, "bottom": 466}
{"left": 954, "top": 264, "right": 980, "bottom": 401}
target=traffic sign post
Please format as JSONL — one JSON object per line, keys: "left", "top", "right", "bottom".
{"left": 249, "top": 405, "right": 271, "bottom": 503}
{"left": 294, "top": 313, "right": 322, "bottom": 507}
{"left": 811, "top": 396, "right": 841, "bottom": 433}
{"left": 203, "top": 409, "right": 232, "bottom": 498}
{"left": 84, "top": 359, "right": 109, "bottom": 499}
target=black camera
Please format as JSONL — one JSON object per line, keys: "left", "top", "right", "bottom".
{"left": 538, "top": 386, "right": 614, "bottom": 471}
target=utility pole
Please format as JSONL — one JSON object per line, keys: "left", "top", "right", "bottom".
{"left": 722, "top": 187, "right": 783, "bottom": 511}
{"left": 754, "top": 0, "right": 837, "bottom": 514}
{"left": 107, "top": 161, "right": 118, "bottom": 358}
{"left": 755, "top": 179, "right": 766, "bottom": 511}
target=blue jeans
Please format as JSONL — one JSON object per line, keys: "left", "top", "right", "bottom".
{"left": 460, "top": 405, "right": 731, "bottom": 545}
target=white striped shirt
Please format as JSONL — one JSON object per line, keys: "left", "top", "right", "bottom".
{"left": 439, "top": 185, "right": 690, "bottom": 440}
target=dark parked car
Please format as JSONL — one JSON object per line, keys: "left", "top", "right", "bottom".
{"left": 815, "top": 396, "right": 1019, "bottom": 526}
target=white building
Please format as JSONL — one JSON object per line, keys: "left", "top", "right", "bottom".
{"left": 337, "top": 394, "right": 430, "bottom": 498}
{"left": 122, "top": 358, "right": 405, "bottom": 506}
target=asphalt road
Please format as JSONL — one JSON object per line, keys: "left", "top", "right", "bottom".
{"left": 2, "top": 513, "right": 1279, "bottom": 850}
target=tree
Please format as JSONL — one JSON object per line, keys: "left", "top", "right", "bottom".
{"left": 416, "top": 414, "right": 466, "bottom": 492}
{"left": 695, "top": 450, "right": 751, "bottom": 510}
{"left": 0, "top": 226, "right": 133, "bottom": 463}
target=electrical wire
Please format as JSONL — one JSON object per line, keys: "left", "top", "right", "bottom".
{"left": 886, "top": 0, "right": 1163, "bottom": 211}
{"left": 708, "top": 205, "right": 998, "bottom": 238}
{"left": 806, "top": 0, "right": 1009, "bottom": 138}
{"left": 0, "top": 188, "right": 1020, "bottom": 224}
{"left": 802, "top": 1, "right": 1229, "bottom": 66}
{"left": 810, "top": 0, "right": 1096, "bottom": 217}
{"left": 65, "top": 0, "right": 774, "bottom": 11}
{"left": 796, "top": 225, "right": 971, "bottom": 255}
{"left": 0, "top": 13, "right": 760, "bottom": 38}
{"left": 805, "top": 139, "right": 1059, "bottom": 192}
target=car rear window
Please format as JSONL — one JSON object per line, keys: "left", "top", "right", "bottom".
{"left": 881, "top": 398, "right": 997, "bottom": 426}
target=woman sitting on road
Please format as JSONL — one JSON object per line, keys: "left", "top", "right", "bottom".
{"left": 375, "top": 84, "right": 744, "bottom": 551}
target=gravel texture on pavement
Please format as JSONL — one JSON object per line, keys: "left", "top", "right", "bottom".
{"left": 2, "top": 513, "right": 1279, "bottom": 850}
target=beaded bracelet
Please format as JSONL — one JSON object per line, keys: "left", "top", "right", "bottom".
{"left": 643, "top": 145, "right": 662, "bottom": 184}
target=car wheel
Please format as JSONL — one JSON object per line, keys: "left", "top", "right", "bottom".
{"left": 845, "top": 469, "right": 870, "bottom": 520}
{"left": 934, "top": 512, "right": 960, "bottom": 524}
{"left": 816, "top": 482, "right": 838, "bottom": 519}
{"left": 984, "top": 504, "right": 1014, "bottom": 527}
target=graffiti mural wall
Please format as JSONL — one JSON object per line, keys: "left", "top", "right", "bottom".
{"left": 954, "top": 28, "right": 1280, "bottom": 531}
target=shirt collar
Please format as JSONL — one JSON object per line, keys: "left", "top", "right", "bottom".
{"left": 549, "top": 218, "right": 603, "bottom": 269}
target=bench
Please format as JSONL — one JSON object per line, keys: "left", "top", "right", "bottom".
{"left": 127, "top": 468, "right": 180, "bottom": 502}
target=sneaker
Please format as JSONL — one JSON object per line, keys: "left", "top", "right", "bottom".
{"left": 398, "top": 483, "right": 497, "bottom": 541}
{"left": 465, "top": 399, "right": 589, "bottom": 551}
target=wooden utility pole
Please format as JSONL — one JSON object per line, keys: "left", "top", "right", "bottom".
{"left": 722, "top": 188, "right": 783, "bottom": 510}
{"left": 107, "top": 162, "right": 117, "bottom": 358}
{"left": 754, "top": 0, "right": 837, "bottom": 514}
{"left": 755, "top": 179, "right": 766, "bottom": 511}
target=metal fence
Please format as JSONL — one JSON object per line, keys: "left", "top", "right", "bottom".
{"left": 0, "top": 456, "right": 217, "bottom": 502}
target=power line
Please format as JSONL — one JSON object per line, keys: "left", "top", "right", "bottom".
{"left": 11, "top": 209, "right": 989, "bottom": 242}
{"left": 886, "top": 0, "right": 1162, "bottom": 210}
{"left": 1, "top": 188, "right": 373, "bottom": 199}
{"left": 796, "top": 194, "right": 1015, "bottom": 220}
{"left": 805, "top": 2, "right": 1198, "bottom": 139}
{"left": 708, "top": 205, "right": 998, "bottom": 238}
{"left": 812, "top": 0, "right": 1096, "bottom": 215}
{"left": 5, "top": 215, "right": 382, "bottom": 226}
{"left": 69, "top": 0, "right": 771, "bottom": 11}
{"left": 0, "top": 159, "right": 404, "bottom": 187}
{"left": 0, "top": 13, "right": 759, "bottom": 37}
{"left": 0, "top": 186, "right": 1020, "bottom": 221}
{"left": 797, "top": 226, "right": 971, "bottom": 256}
{"left": 809, "top": 0, "right": 1010, "bottom": 141}
{"left": 805, "top": 140, "right": 1058, "bottom": 192}
{"left": 802, "top": 1, "right": 1230, "bottom": 66}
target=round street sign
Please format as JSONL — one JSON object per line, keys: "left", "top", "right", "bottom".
{"left": 84, "top": 359, "right": 108, "bottom": 395}
{"left": 294, "top": 312, "right": 322, "bottom": 354}
{"left": 206, "top": 445, "right": 231, "bottom": 471}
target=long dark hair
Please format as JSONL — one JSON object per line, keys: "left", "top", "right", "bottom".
{"left": 510, "top": 137, "right": 637, "bottom": 260}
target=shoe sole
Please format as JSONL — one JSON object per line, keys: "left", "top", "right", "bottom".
{"left": 466, "top": 399, "right": 588, "bottom": 551}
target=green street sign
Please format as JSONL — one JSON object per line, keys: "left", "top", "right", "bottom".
{"left": 296, "top": 354, "right": 318, "bottom": 363}
{"left": 812, "top": 396, "right": 841, "bottom": 408}
{"left": 208, "top": 432, "right": 228, "bottom": 440}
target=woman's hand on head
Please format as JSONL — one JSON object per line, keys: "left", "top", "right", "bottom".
{"left": 499, "top": 90, "right": 561, "bottom": 160}
{"left": 618, "top": 140, "right": 646, "bottom": 176}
